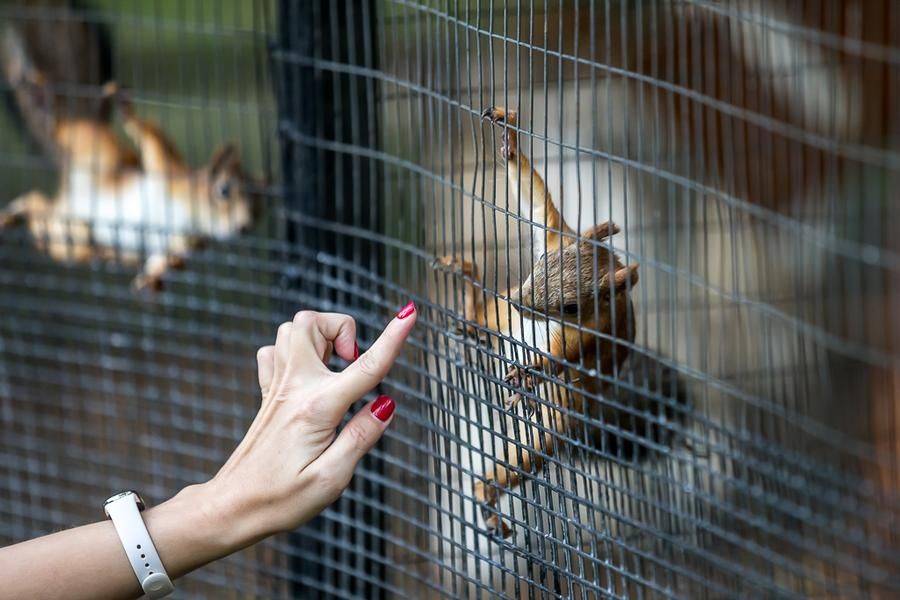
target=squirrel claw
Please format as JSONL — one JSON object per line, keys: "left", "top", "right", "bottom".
{"left": 504, "top": 363, "right": 540, "bottom": 390}
{"left": 522, "top": 398, "right": 538, "bottom": 417}
{"left": 499, "top": 136, "right": 515, "bottom": 161}
{"left": 504, "top": 391, "right": 537, "bottom": 416}
{"left": 503, "top": 392, "right": 521, "bottom": 410}
{"left": 504, "top": 365, "right": 521, "bottom": 387}
{"left": 504, "top": 364, "right": 542, "bottom": 414}
{"left": 482, "top": 106, "right": 518, "bottom": 160}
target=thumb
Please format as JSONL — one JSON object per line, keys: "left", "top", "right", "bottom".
{"left": 333, "top": 302, "right": 416, "bottom": 402}
{"left": 257, "top": 345, "right": 275, "bottom": 403}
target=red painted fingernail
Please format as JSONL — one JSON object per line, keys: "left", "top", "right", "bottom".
{"left": 353, "top": 341, "right": 359, "bottom": 361}
{"left": 370, "top": 395, "right": 395, "bottom": 422}
{"left": 396, "top": 301, "right": 416, "bottom": 319}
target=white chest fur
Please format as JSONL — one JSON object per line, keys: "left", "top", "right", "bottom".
{"left": 59, "top": 168, "right": 217, "bottom": 256}
{"left": 506, "top": 314, "right": 558, "bottom": 362}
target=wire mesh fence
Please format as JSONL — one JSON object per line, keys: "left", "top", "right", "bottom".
{"left": 1, "top": 1, "right": 899, "bottom": 598}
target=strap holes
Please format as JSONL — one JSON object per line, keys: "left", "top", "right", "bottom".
{"left": 141, "top": 554, "right": 145, "bottom": 558}
{"left": 136, "top": 544, "right": 141, "bottom": 549}
{"left": 145, "top": 562, "right": 150, "bottom": 567}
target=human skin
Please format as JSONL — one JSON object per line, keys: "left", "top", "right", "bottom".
{"left": 0, "top": 304, "right": 417, "bottom": 600}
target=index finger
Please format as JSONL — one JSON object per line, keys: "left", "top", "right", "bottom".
{"left": 289, "top": 310, "right": 358, "bottom": 367}
{"left": 332, "top": 302, "right": 417, "bottom": 402}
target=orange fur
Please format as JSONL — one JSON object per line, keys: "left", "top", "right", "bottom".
{"left": 437, "top": 106, "right": 640, "bottom": 537}
{"left": 1, "top": 79, "right": 255, "bottom": 292}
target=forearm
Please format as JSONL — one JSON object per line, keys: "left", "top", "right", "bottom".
{"left": 0, "top": 483, "right": 253, "bottom": 600}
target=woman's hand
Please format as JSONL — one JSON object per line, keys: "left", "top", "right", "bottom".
{"left": 0, "top": 304, "right": 417, "bottom": 600}
{"left": 202, "top": 303, "right": 418, "bottom": 546}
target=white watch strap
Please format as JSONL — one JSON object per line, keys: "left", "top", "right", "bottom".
{"left": 106, "top": 494, "right": 174, "bottom": 599}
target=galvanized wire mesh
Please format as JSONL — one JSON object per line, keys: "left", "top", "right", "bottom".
{"left": 1, "top": 1, "right": 899, "bottom": 598}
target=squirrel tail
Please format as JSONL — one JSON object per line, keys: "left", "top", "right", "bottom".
{"left": 1, "top": 15, "right": 112, "bottom": 162}
{"left": 1, "top": 25, "right": 59, "bottom": 158}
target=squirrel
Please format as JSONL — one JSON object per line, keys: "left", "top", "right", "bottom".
{"left": 434, "top": 106, "right": 640, "bottom": 538}
{"left": 0, "top": 28, "right": 257, "bottom": 292}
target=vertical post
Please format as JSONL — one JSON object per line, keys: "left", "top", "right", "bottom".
{"left": 275, "top": 0, "right": 382, "bottom": 597}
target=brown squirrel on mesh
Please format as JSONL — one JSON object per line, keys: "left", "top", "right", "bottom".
{"left": 0, "top": 26, "right": 258, "bottom": 292}
{"left": 435, "top": 106, "right": 640, "bottom": 537}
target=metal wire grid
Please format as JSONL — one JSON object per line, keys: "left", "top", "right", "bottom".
{"left": 0, "top": 1, "right": 293, "bottom": 598}
{"left": 0, "top": 1, "right": 898, "bottom": 599}
{"left": 274, "top": 1, "right": 900, "bottom": 597}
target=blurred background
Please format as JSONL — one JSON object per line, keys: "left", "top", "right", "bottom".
{"left": 1, "top": 1, "right": 898, "bottom": 598}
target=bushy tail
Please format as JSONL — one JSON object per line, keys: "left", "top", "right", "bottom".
{"left": 1, "top": 26, "right": 58, "bottom": 157}
{"left": 1, "top": 10, "right": 112, "bottom": 161}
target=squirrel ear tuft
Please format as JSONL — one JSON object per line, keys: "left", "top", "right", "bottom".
{"left": 581, "top": 221, "right": 621, "bottom": 241}
{"left": 209, "top": 143, "right": 239, "bottom": 175}
{"left": 601, "top": 263, "right": 639, "bottom": 291}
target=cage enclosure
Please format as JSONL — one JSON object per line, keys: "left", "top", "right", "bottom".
{"left": 1, "top": 1, "right": 898, "bottom": 598}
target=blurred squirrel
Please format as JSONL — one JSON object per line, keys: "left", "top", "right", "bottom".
{"left": 435, "top": 107, "right": 645, "bottom": 537}
{"left": 0, "top": 26, "right": 258, "bottom": 292}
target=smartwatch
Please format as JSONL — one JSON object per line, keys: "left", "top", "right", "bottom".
{"left": 104, "top": 491, "right": 174, "bottom": 599}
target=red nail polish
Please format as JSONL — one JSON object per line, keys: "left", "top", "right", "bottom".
{"left": 353, "top": 341, "right": 359, "bottom": 361}
{"left": 396, "top": 301, "right": 416, "bottom": 319}
{"left": 370, "top": 395, "right": 395, "bottom": 422}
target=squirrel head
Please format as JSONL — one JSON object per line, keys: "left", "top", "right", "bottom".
{"left": 202, "top": 143, "right": 256, "bottom": 237}
{"left": 517, "top": 222, "right": 638, "bottom": 321}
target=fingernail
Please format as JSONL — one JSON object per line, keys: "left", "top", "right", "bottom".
{"left": 353, "top": 341, "right": 359, "bottom": 361}
{"left": 396, "top": 301, "right": 416, "bottom": 319}
{"left": 370, "top": 394, "right": 395, "bottom": 422}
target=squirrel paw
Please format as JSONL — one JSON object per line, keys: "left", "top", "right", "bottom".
{"left": 0, "top": 211, "right": 21, "bottom": 229}
{"left": 102, "top": 81, "right": 136, "bottom": 117}
{"left": 481, "top": 106, "right": 518, "bottom": 160}
{"left": 504, "top": 364, "right": 542, "bottom": 413}
{"left": 500, "top": 134, "right": 516, "bottom": 161}
{"left": 504, "top": 363, "right": 541, "bottom": 391}
{"left": 480, "top": 504, "right": 514, "bottom": 540}
{"left": 475, "top": 480, "right": 514, "bottom": 539}
{"left": 481, "top": 105, "right": 518, "bottom": 126}
{"left": 431, "top": 254, "right": 477, "bottom": 276}
{"left": 101, "top": 81, "right": 120, "bottom": 100}
{"left": 503, "top": 392, "right": 537, "bottom": 416}
{"left": 452, "top": 319, "right": 485, "bottom": 342}
{"left": 431, "top": 255, "right": 457, "bottom": 271}
{"left": 131, "top": 273, "right": 164, "bottom": 295}
{"left": 432, "top": 254, "right": 483, "bottom": 283}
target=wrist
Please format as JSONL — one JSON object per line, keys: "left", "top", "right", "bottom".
{"left": 141, "top": 481, "right": 268, "bottom": 579}
{"left": 183, "top": 477, "right": 275, "bottom": 551}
